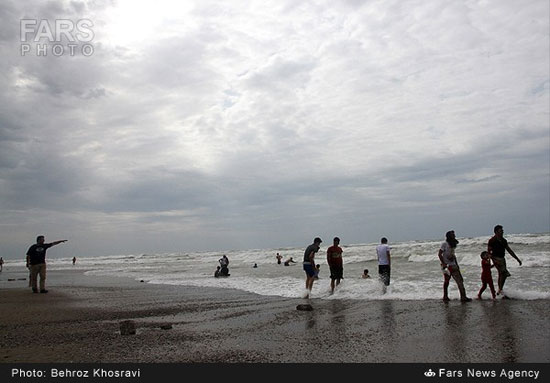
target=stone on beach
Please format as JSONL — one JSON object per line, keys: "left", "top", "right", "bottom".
{"left": 296, "top": 304, "right": 313, "bottom": 311}
{"left": 120, "top": 320, "right": 136, "bottom": 335}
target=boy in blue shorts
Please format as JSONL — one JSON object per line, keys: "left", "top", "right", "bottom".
{"left": 303, "top": 237, "right": 322, "bottom": 298}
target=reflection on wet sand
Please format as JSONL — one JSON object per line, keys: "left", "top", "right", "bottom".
{"left": 481, "top": 301, "right": 518, "bottom": 363}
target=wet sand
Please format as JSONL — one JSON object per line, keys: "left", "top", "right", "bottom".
{"left": 0, "top": 269, "right": 549, "bottom": 364}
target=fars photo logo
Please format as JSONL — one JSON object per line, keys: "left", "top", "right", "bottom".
{"left": 20, "top": 19, "right": 94, "bottom": 57}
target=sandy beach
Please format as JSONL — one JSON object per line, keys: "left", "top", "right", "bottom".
{"left": 1, "top": 268, "right": 549, "bottom": 367}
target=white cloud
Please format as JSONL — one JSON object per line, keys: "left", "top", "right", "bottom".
{"left": 0, "top": 0, "right": 548, "bottom": 257}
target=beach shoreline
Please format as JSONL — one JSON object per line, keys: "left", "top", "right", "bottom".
{"left": 1, "top": 268, "right": 549, "bottom": 364}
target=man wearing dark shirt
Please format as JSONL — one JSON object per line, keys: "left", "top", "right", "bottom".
{"left": 488, "top": 225, "right": 521, "bottom": 297}
{"left": 303, "top": 237, "right": 322, "bottom": 298}
{"left": 26, "top": 235, "right": 67, "bottom": 293}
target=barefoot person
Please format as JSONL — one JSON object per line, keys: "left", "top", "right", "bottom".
{"left": 488, "top": 225, "right": 522, "bottom": 297}
{"left": 437, "top": 230, "right": 471, "bottom": 302}
{"left": 303, "top": 237, "right": 322, "bottom": 298}
{"left": 26, "top": 235, "right": 68, "bottom": 293}
{"left": 326, "top": 237, "right": 343, "bottom": 294}
{"left": 376, "top": 237, "right": 391, "bottom": 293}
{"left": 477, "top": 251, "right": 496, "bottom": 300}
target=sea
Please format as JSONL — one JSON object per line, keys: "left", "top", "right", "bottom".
{"left": 4, "top": 232, "right": 549, "bottom": 301}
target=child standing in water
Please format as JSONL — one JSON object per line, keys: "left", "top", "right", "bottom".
{"left": 477, "top": 251, "right": 496, "bottom": 300}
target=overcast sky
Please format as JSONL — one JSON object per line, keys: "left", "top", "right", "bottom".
{"left": 1, "top": 0, "right": 548, "bottom": 259}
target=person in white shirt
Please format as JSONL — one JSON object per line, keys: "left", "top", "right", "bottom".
{"left": 437, "top": 230, "right": 471, "bottom": 302}
{"left": 376, "top": 237, "right": 391, "bottom": 293}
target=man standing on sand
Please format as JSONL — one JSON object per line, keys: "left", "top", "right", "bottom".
{"left": 376, "top": 237, "right": 391, "bottom": 293}
{"left": 303, "top": 237, "right": 322, "bottom": 298}
{"left": 326, "top": 237, "right": 343, "bottom": 294}
{"left": 438, "top": 230, "right": 471, "bottom": 302}
{"left": 488, "top": 225, "right": 522, "bottom": 298}
{"left": 26, "top": 235, "right": 67, "bottom": 293}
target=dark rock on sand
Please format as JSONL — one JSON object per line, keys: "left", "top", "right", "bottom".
{"left": 120, "top": 320, "right": 136, "bottom": 335}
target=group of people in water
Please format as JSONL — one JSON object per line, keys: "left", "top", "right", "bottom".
{"left": 276, "top": 253, "right": 297, "bottom": 266}
{"left": 438, "top": 225, "right": 522, "bottom": 301}
{"left": 299, "top": 224, "right": 521, "bottom": 301}
{"left": 214, "top": 224, "right": 521, "bottom": 301}
{"left": 298, "top": 235, "right": 392, "bottom": 298}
